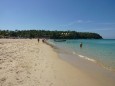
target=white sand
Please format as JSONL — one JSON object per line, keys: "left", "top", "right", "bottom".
{"left": 0, "top": 39, "right": 114, "bottom": 86}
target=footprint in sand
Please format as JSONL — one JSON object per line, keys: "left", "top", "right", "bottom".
{"left": 0, "top": 77, "right": 7, "bottom": 86}
{"left": 35, "top": 63, "right": 37, "bottom": 66}
{"left": 26, "top": 76, "right": 30, "bottom": 78}
{"left": 7, "top": 82, "right": 14, "bottom": 86}
{"left": 0, "top": 67, "right": 2, "bottom": 69}
{"left": 49, "top": 83, "right": 53, "bottom": 86}
{"left": 16, "top": 77, "right": 23, "bottom": 84}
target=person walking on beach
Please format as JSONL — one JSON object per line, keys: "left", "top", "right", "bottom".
{"left": 80, "top": 42, "right": 83, "bottom": 48}
{"left": 42, "top": 39, "right": 45, "bottom": 43}
{"left": 38, "top": 38, "right": 39, "bottom": 43}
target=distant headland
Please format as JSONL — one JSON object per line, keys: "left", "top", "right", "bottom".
{"left": 0, "top": 30, "right": 102, "bottom": 39}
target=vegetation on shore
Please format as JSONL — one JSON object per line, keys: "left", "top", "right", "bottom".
{"left": 0, "top": 30, "right": 102, "bottom": 39}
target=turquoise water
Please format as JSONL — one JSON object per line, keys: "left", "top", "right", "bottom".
{"left": 49, "top": 39, "right": 115, "bottom": 71}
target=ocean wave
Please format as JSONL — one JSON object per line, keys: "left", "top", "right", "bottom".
{"left": 48, "top": 40, "right": 115, "bottom": 72}
{"left": 72, "top": 51, "right": 96, "bottom": 62}
{"left": 72, "top": 51, "right": 115, "bottom": 72}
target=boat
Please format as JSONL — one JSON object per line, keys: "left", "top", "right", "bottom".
{"left": 54, "top": 39, "right": 66, "bottom": 42}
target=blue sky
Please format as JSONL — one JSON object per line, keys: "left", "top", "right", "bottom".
{"left": 0, "top": 0, "right": 115, "bottom": 38}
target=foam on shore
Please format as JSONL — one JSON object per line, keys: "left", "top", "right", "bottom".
{"left": 48, "top": 40, "right": 115, "bottom": 72}
{"left": 47, "top": 40, "right": 115, "bottom": 85}
{"left": 72, "top": 51, "right": 96, "bottom": 62}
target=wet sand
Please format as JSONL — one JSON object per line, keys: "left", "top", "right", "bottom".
{"left": 0, "top": 39, "right": 115, "bottom": 86}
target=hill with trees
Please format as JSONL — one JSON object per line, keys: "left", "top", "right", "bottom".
{"left": 0, "top": 30, "right": 102, "bottom": 39}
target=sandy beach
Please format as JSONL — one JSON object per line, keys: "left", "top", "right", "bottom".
{"left": 0, "top": 39, "right": 115, "bottom": 86}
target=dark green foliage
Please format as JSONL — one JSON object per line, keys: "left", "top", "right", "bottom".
{"left": 0, "top": 30, "right": 102, "bottom": 39}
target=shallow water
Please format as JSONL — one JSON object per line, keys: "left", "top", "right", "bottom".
{"left": 48, "top": 39, "right": 115, "bottom": 71}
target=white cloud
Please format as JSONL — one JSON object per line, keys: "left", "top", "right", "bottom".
{"left": 76, "top": 20, "right": 92, "bottom": 23}
{"left": 92, "top": 28, "right": 115, "bottom": 31}
{"left": 60, "top": 20, "right": 93, "bottom": 27}
{"left": 77, "top": 20, "right": 83, "bottom": 23}
{"left": 96, "top": 22, "right": 115, "bottom": 25}
{"left": 79, "top": 28, "right": 115, "bottom": 31}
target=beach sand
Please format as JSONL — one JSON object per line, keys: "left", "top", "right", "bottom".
{"left": 0, "top": 39, "right": 115, "bottom": 86}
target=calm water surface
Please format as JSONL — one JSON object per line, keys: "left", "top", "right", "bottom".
{"left": 49, "top": 39, "right": 115, "bottom": 71}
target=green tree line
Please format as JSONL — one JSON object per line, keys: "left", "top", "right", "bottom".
{"left": 0, "top": 30, "right": 102, "bottom": 39}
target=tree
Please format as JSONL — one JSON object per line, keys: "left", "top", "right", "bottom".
{"left": 0, "top": 30, "right": 103, "bottom": 39}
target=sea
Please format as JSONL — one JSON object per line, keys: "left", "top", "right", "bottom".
{"left": 48, "top": 39, "right": 115, "bottom": 71}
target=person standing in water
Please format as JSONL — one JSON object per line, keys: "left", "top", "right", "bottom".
{"left": 80, "top": 42, "right": 83, "bottom": 48}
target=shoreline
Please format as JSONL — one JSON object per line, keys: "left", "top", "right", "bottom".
{"left": 47, "top": 40, "right": 115, "bottom": 85}
{"left": 57, "top": 48, "right": 115, "bottom": 83}
{"left": 47, "top": 39, "right": 115, "bottom": 72}
{"left": 0, "top": 39, "right": 115, "bottom": 86}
